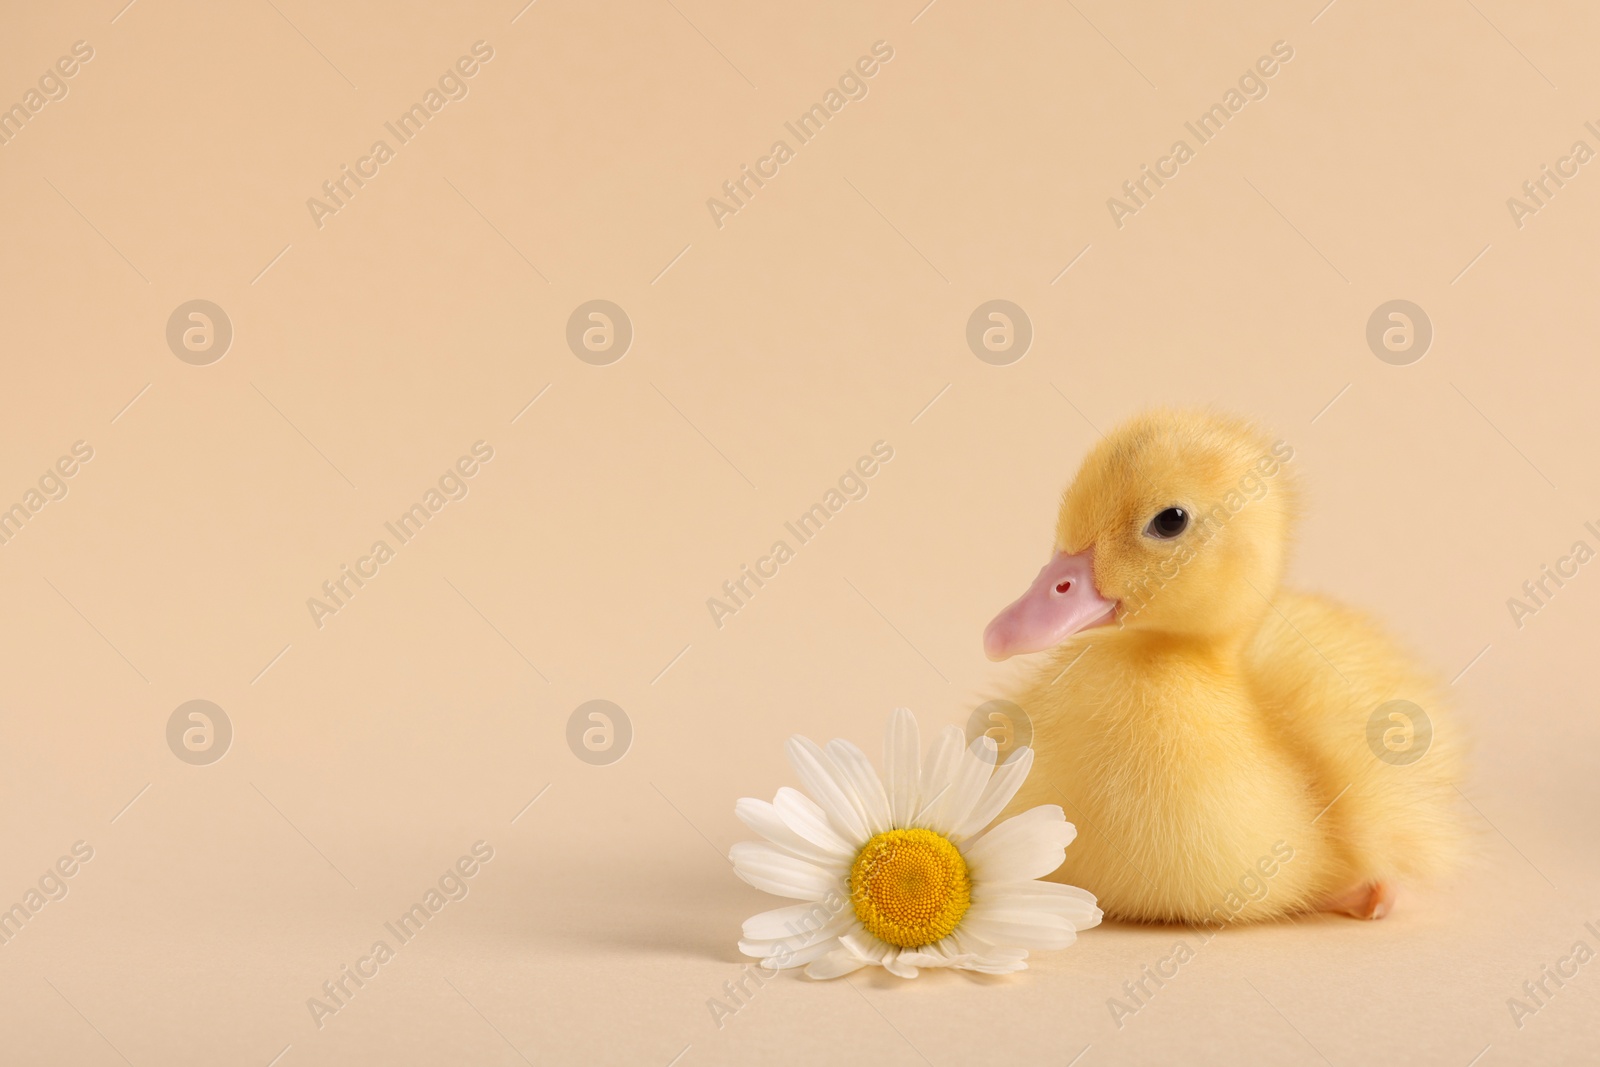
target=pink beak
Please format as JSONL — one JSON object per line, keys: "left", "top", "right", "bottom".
{"left": 983, "top": 550, "right": 1117, "bottom": 661}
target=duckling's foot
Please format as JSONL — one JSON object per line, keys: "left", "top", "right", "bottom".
{"left": 1323, "top": 880, "right": 1397, "bottom": 920}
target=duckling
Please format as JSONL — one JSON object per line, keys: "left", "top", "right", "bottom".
{"left": 983, "top": 409, "right": 1462, "bottom": 924}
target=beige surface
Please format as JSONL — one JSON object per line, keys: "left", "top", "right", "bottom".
{"left": 2, "top": 0, "right": 1597, "bottom": 1063}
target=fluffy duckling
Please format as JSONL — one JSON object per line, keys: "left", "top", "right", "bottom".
{"left": 983, "top": 409, "right": 1462, "bottom": 924}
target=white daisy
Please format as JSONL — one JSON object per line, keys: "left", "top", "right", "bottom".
{"left": 730, "top": 707, "right": 1101, "bottom": 979}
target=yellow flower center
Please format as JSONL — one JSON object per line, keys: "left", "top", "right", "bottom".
{"left": 849, "top": 828, "right": 972, "bottom": 948}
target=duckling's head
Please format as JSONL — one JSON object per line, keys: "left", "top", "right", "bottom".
{"left": 984, "top": 409, "right": 1297, "bottom": 658}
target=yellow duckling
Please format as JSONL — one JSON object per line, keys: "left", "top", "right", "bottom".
{"left": 983, "top": 409, "right": 1462, "bottom": 924}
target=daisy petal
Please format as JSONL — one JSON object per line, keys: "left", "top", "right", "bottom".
{"left": 881, "top": 950, "right": 919, "bottom": 979}
{"left": 837, "top": 929, "right": 891, "bottom": 966}
{"left": 951, "top": 929, "right": 1029, "bottom": 963}
{"left": 744, "top": 934, "right": 844, "bottom": 969}
{"left": 954, "top": 746, "right": 1035, "bottom": 839}
{"left": 960, "top": 911, "right": 1079, "bottom": 951}
{"left": 741, "top": 901, "right": 849, "bottom": 941}
{"left": 976, "top": 881, "right": 1096, "bottom": 906}
{"left": 915, "top": 725, "right": 965, "bottom": 827}
{"left": 729, "top": 842, "right": 838, "bottom": 900}
{"left": 975, "top": 882, "right": 1103, "bottom": 929}
{"left": 907, "top": 935, "right": 1025, "bottom": 974}
{"left": 734, "top": 798, "right": 844, "bottom": 866}
{"left": 805, "top": 947, "right": 869, "bottom": 980}
{"left": 962, "top": 805, "right": 1077, "bottom": 883}
{"left": 884, "top": 707, "right": 922, "bottom": 828}
{"left": 786, "top": 738, "right": 871, "bottom": 844}
{"left": 897, "top": 940, "right": 955, "bottom": 969}
{"left": 771, "top": 787, "right": 855, "bottom": 858}
{"left": 956, "top": 955, "right": 1030, "bottom": 975}
{"left": 825, "top": 738, "right": 892, "bottom": 836}
{"left": 933, "top": 736, "right": 997, "bottom": 836}
{"left": 739, "top": 906, "right": 853, "bottom": 962}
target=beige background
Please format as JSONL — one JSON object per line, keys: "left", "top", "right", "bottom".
{"left": 1, "top": 0, "right": 1597, "bottom": 1063}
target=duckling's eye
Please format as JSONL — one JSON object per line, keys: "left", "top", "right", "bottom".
{"left": 1144, "top": 507, "right": 1188, "bottom": 540}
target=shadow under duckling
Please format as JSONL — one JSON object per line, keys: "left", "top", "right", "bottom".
{"left": 984, "top": 409, "right": 1463, "bottom": 924}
